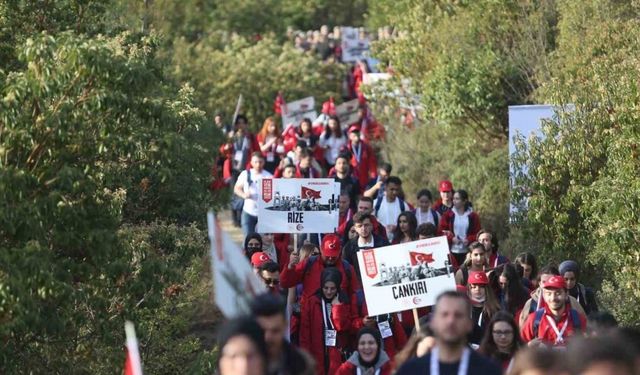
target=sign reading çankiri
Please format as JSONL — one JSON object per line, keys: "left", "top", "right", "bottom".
{"left": 357, "top": 236, "right": 456, "bottom": 316}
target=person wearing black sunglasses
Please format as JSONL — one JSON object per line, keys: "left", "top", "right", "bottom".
{"left": 258, "top": 261, "right": 282, "bottom": 296}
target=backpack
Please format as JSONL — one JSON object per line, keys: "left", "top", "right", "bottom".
{"left": 374, "top": 197, "right": 406, "bottom": 216}
{"left": 532, "top": 308, "right": 583, "bottom": 337}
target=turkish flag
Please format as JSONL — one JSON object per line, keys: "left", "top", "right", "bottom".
{"left": 301, "top": 186, "right": 321, "bottom": 199}
{"left": 124, "top": 321, "right": 143, "bottom": 375}
{"left": 409, "top": 251, "right": 434, "bottom": 266}
{"left": 321, "top": 96, "right": 337, "bottom": 115}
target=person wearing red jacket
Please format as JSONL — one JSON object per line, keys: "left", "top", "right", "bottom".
{"left": 352, "top": 301, "right": 407, "bottom": 362}
{"left": 432, "top": 180, "right": 454, "bottom": 216}
{"left": 437, "top": 189, "right": 481, "bottom": 266}
{"left": 346, "top": 125, "right": 377, "bottom": 189}
{"left": 335, "top": 327, "right": 392, "bottom": 375}
{"left": 280, "top": 234, "right": 361, "bottom": 309}
{"left": 520, "top": 275, "right": 586, "bottom": 347}
{"left": 300, "top": 267, "right": 353, "bottom": 375}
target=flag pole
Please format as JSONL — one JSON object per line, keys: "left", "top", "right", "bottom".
{"left": 125, "top": 321, "right": 144, "bottom": 375}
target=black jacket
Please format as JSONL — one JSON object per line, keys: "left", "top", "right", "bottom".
{"left": 343, "top": 235, "right": 390, "bottom": 281}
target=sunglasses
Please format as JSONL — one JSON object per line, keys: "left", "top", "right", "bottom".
{"left": 263, "top": 278, "right": 280, "bottom": 286}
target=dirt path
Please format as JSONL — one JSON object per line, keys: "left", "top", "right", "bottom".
{"left": 190, "top": 210, "right": 244, "bottom": 351}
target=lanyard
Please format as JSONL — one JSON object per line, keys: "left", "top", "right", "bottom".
{"left": 430, "top": 347, "right": 471, "bottom": 375}
{"left": 545, "top": 315, "right": 568, "bottom": 344}
{"left": 356, "top": 369, "right": 380, "bottom": 375}
{"left": 321, "top": 299, "right": 335, "bottom": 330}
{"left": 353, "top": 143, "right": 362, "bottom": 163}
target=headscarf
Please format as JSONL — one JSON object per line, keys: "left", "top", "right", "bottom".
{"left": 320, "top": 267, "right": 342, "bottom": 302}
{"left": 244, "top": 233, "right": 263, "bottom": 258}
{"left": 559, "top": 260, "right": 579, "bottom": 278}
{"left": 356, "top": 327, "right": 383, "bottom": 369}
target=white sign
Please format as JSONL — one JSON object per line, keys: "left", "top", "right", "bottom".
{"left": 281, "top": 96, "right": 317, "bottom": 128}
{"left": 357, "top": 236, "right": 456, "bottom": 316}
{"left": 207, "top": 212, "right": 265, "bottom": 318}
{"left": 336, "top": 99, "right": 360, "bottom": 126}
{"left": 341, "top": 27, "right": 370, "bottom": 63}
{"left": 257, "top": 178, "right": 340, "bottom": 234}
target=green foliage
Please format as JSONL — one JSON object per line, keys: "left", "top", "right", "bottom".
{"left": 512, "top": 1, "right": 640, "bottom": 326}
{"left": 0, "top": 31, "right": 219, "bottom": 372}
{"left": 170, "top": 35, "right": 346, "bottom": 129}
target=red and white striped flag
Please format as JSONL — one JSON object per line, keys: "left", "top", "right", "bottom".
{"left": 124, "top": 321, "right": 143, "bottom": 375}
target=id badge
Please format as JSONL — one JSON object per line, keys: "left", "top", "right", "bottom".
{"left": 378, "top": 321, "right": 393, "bottom": 339}
{"left": 266, "top": 152, "right": 275, "bottom": 162}
{"left": 234, "top": 150, "right": 243, "bottom": 163}
{"left": 325, "top": 329, "right": 337, "bottom": 347}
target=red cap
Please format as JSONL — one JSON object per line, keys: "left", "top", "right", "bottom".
{"left": 250, "top": 252, "right": 270, "bottom": 267}
{"left": 321, "top": 234, "right": 342, "bottom": 257}
{"left": 468, "top": 271, "right": 489, "bottom": 285}
{"left": 347, "top": 124, "right": 361, "bottom": 134}
{"left": 542, "top": 275, "right": 567, "bottom": 290}
{"left": 439, "top": 180, "right": 453, "bottom": 192}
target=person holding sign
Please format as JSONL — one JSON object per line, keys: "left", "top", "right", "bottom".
{"left": 335, "top": 327, "right": 392, "bottom": 375}
{"left": 234, "top": 152, "right": 273, "bottom": 236}
{"left": 394, "top": 291, "right": 502, "bottom": 375}
{"left": 300, "top": 267, "right": 353, "bottom": 375}
{"left": 343, "top": 212, "right": 389, "bottom": 281}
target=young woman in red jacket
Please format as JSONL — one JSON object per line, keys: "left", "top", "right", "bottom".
{"left": 437, "top": 189, "right": 481, "bottom": 266}
{"left": 300, "top": 267, "right": 353, "bottom": 375}
{"left": 335, "top": 327, "right": 392, "bottom": 375}
{"left": 352, "top": 301, "right": 407, "bottom": 361}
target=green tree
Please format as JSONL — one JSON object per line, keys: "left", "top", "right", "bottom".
{"left": 0, "top": 31, "right": 218, "bottom": 372}
{"left": 512, "top": 0, "right": 640, "bottom": 326}
{"left": 170, "top": 34, "right": 345, "bottom": 129}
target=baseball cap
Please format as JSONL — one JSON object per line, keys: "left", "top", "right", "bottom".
{"left": 542, "top": 275, "right": 567, "bottom": 290}
{"left": 250, "top": 252, "right": 270, "bottom": 267}
{"left": 468, "top": 271, "right": 489, "bottom": 285}
{"left": 347, "top": 124, "right": 361, "bottom": 134}
{"left": 321, "top": 234, "right": 341, "bottom": 257}
{"left": 439, "top": 180, "right": 453, "bottom": 192}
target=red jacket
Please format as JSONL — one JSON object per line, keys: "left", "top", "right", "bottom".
{"left": 437, "top": 209, "right": 481, "bottom": 246}
{"left": 335, "top": 361, "right": 392, "bottom": 375}
{"left": 280, "top": 256, "right": 361, "bottom": 304}
{"left": 273, "top": 234, "right": 291, "bottom": 272}
{"left": 352, "top": 302, "right": 407, "bottom": 361}
{"left": 520, "top": 306, "right": 586, "bottom": 346}
{"left": 300, "top": 293, "right": 352, "bottom": 375}
{"left": 346, "top": 141, "right": 377, "bottom": 188}
{"left": 396, "top": 307, "right": 430, "bottom": 334}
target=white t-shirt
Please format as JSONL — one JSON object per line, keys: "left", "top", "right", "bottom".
{"left": 376, "top": 198, "right": 402, "bottom": 230}
{"left": 451, "top": 209, "right": 471, "bottom": 253}
{"left": 319, "top": 133, "right": 347, "bottom": 165}
{"left": 236, "top": 169, "right": 273, "bottom": 216}
{"left": 416, "top": 209, "right": 437, "bottom": 226}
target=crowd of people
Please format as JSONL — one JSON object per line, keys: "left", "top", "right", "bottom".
{"left": 210, "top": 109, "right": 638, "bottom": 374}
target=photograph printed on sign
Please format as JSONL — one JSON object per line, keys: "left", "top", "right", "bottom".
{"left": 357, "top": 236, "right": 457, "bottom": 316}
{"left": 257, "top": 179, "right": 340, "bottom": 234}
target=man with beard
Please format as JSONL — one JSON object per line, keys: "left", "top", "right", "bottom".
{"left": 521, "top": 275, "right": 586, "bottom": 347}
{"left": 395, "top": 291, "right": 501, "bottom": 374}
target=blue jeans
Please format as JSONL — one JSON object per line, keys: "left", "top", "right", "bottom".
{"left": 241, "top": 211, "right": 258, "bottom": 237}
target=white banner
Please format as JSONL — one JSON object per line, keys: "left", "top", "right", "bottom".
{"left": 281, "top": 96, "right": 317, "bottom": 128}
{"left": 257, "top": 178, "right": 340, "bottom": 234}
{"left": 336, "top": 99, "right": 360, "bottom": 126}
{"left": 341, "top": 27, "right": 370, "bottom": 63}
{"left": 357, "top": 236, "right": 456, "bottom": 316}
{"left": 207, "top": 212, "right": 265, "bottom": 318}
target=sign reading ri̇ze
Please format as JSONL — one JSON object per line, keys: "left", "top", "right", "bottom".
{"left": 356, "top": 236, "right": 457, "bottom": 316}
{"left": 257, "top": 178, "right": 340, "bottom": 234}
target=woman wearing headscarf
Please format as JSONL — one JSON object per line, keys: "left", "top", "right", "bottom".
{"left": 335, "top": 327, "right": 392, "bottom": 375}
{"left": 559, "top": 260, "right": 598, "bottom": 315}
{"left": 244, "top": 233, "right": 263, "bottom": 260}
{"left": 300, "top": 267, "right": 353, "bottom": 375}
